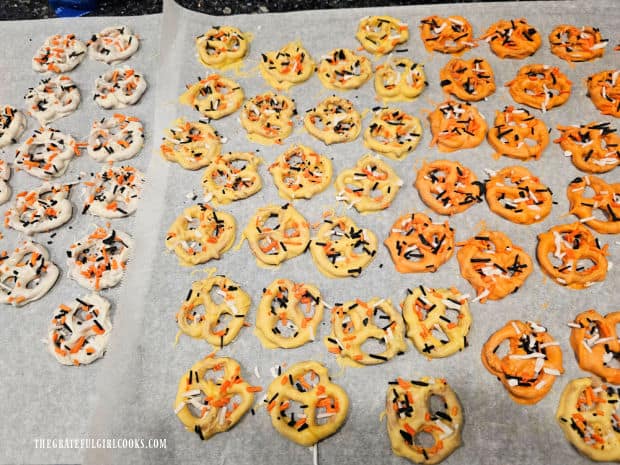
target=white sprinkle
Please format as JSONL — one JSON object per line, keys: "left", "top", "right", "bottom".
{"left": 543, "top": 367, "right": 562, "bottom": 376}
{"left": 511, "top": 321, "right": 521, "bottom": 335}
{"left": 254, "top": 366, "right": 261, "bottom": 379}
{"left": 509, "top": 352, "right": 545, "bottom": 360}
{"left": 567, "top": 322, "right": 582, "bottom": 329}
{"left": 582, "top": 339, "right": 593, "bottom": 353}
{"left": 471, "top": 288, "right": 490, "bottom": 303}
{"left": 508, "top": 378, "right": 519, "bottom": 387}
{"left": 579, "top": 216, "right": 596, "bottom": 223}
{"left": 174, "top": 402, "right": 186, "bottom": 414}
{"left": 540, "top": 341, "right": 560, "bottom": 348}
{"left": 184, "top": 389, "right": 201, "bottom": 397}
{"left": 535, "top": 379, "right": 548, "bottom": 390}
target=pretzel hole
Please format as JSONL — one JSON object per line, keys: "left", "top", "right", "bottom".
{"left": 373, "top": 307, "right": 391, "bottom": 327}
{"left": 444, "top": 308, "right": 460, "bottom": 324}
{"left": 182, "top": 240, "right": 202, "bottom": 254}
{"left": 431, "top": 326, "right": 450, "bottom": 345}
{"left": 208, "top": 285, "right": 226, "bottom": 305}
{"left": 414, "top": 431, "right": 436, "bottom": 449}
{"left": 294, "top": 370, "right": 320, "bottom": 392}
{"left": 1, "top": 275, "right": 17, "bottom": 292}
{"left": 27, "top": 143, "right": 51, "bottom": 158}
{"left": 211, "top": 171, "right": 230, "bottom": 187}
{"left": 329, "top": 225, "right": 346, "bottom": 241}
{"left": 212, "top": 313, "right": 233, "bottom": 334}
{"left": 185, "top": 216, "right": 200, "bottom": 230}
{"left": 203, "top": 365, "right": 225, "bottom": 384}
{"left": 429, "top": 394, "right": 448, "bottom": 415}
{"left": 274, "top": 318, "right": 298, "bottom": 338}
{"left": 605, "top": 351, "right": 620, "bottom": 370}
{"left": 229, "top": 159, "right": 248, "bottom": 171}
{"left": 279, "top": 399, "right": 307, "bottom": 425}
{"left": 315, "top": 397, "right": 338, "bottom": 425}
{"left": 494, "top": 339, "right": 511, "bottom": 359}
{"left": 286, "top": 154, "right": 304, "bottom": 169}
{"left": 575, "top": 258, "right": 597, "bottom": 273}
{"left": 263, "top": 213, "right": 280, "bottom": 231}
{"left": 185, "top": 391, "right": 209, "bottom": 418}
{"left": 361, "top": 337, "right": 386, "bottom": 357}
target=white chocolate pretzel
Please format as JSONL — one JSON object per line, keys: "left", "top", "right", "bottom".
{"left": 88, "top": 26, "right": 139, "bottom": 64}
{"left": 0, "top": 159, "right": 11, "bottom": 205}
{"left": 87, "top": 114, "right": 144, "bottom": 162}
{"left": 0, "top": 241, "right": 59, "bottom": 307}
{"left": 47, "top": 293, "right": 112, "bottom": 366}
{"left": 94, "top": 67, "right": 147, "bottom": 109}
{"left": 32, "top": 34, "right": 87, "bottom": 73}
{"left": 15, "top": 127, "right": 77, "bottom": 180}
{"left": 24, "top": 75, "right": 80, "bottom": 126}
{"left": 66, "top": 226, "right": 133, "bottom": 291}
{"left": 0, "top": 105, "right": 26, "bottom": 148}
{"left": 82, "top": 165, "right": 144, "bottom": 218}
{"left": 4, "top": 183, "right": 72, "bottom": 234}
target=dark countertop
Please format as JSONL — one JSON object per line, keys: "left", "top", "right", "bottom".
{"left": 2, "top": 0, "right": 518, "bottom": 20}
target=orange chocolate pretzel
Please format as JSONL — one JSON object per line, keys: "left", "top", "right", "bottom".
{"left": 567, "top": 175, "right": 620, "bottom": 234}
{"left": 384, "top": 212, "right": 454, "bottom": 273}
{"left": 457, "top": 230, "right": 533, "bottom": 302}
{"left": 481, "top": 320, "right": 563, "bottom": 405}
{"left": 506, "top": 64, "right": 571, "bottom": 112}
{"left": 555, "top": 122, "right": 619, "bottom": 174}
{"left": 414, "top": 160, "right": 484, "bottom": 216}
{"left": 549, "top": 25, "right": 608, "bottom": 63}
{"left": 419, "top": 15, "right": 476, "bottom": 54}
{"left": 569, "top": 310, "right": 620, "bottom": 385}
{"left": 428, "top": 100, "right": 487, "bottom": 152}
{"left": 439, "top": 57, "right": 496, "bottom": 102}
{"left": 480, "top": 19, "right": 541, "bottom": 59}
{"left": 485, "top": 166, "right": 553, "bottom": 225}
{"left": 586, "top": 69, "right": 620, "bottom": 118}
{"left": 536, "top": 222, "right": 608, "bottom": 289}
{"left": 487, "top": 106, "right": 549, "bottom": 161}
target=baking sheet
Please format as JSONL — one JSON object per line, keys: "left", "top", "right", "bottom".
{"left": 0, "top": 13, "right": 161, "bottom": 465}
{"left": 84, "top": 1, "right": 619, "bottom": 464}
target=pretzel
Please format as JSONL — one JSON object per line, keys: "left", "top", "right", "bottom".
{"left": 82, "top": 165, "right": 144, "bottom": 219}
{"left": 268, "top": 145, "right": 332, "bottom": 200}
{"left": 506, "top": 64, "right": 571, "bottom": 112}
{"left": 24, "top": 75, "right": 80, "bottom": 126}
{"left": 557, "top": 377, "right": 620, "bottom": 462}
{"left": 480, "top": 19, "right": 541, "bottom": 59}
{"left": 384, "top": 213, "right": 454, "bottom": 273}
{"left": 549, "top": 25, "right": 608, "bottom": 62}
{"left": 428, "top": 100, "right": 487, "bottom": 152}
{"left": 586, "top": 69, "right": 620, "bottom": 118}
{"left": 567, "top": 176, "right": 620, "bottom": 234}
{"left": 255, "top": 279, "right": 323, "bottom": 349}
{"left": 176, "top": 276, "right": 251, "bottom": 348}
{"left": 356, "top": 16, "right": 409, "bottom": 55}
{"left": 317, "top": 48, "right": 372, "bottom": 90}
{"left": 0, "top": 105, "right": 26, "bottom": 148}
{"left": 374, "top": 57, "right": 426, "bottom": 102}
{"left": 94, "top": 66, "right": 147, "bottom": 109}
{"left": 487, "top": 106, "right": 549, "bottom": 161}
{"left": 48, "top": 294, "right": 111, "bottom": 366}
{"left": 0, "top": 241, "right": 59, "bottom": 307}
{"left": 259, "top": 41, "right": 315, "bottom": 90}
{"left": 457, "top": 230, "right": 533, "bottom": 302}
{"left": 5, "top": 183, "right": 72, "bottom": 234}
{"left": 67, "top": 226, "right": 133, "bottom": 291}
{"left": 401, "top": 286, "right": 471, "bottom": 358}
{"left": 304, "top": 96, "right": 361, "bottom": 145}
{"left": 386, "top": 377, "right": 462, "bottom": 465}
{"left": 195, "top": 26, "right": 248, "bottom": 69}
{"left": 419, "top": 15, "right": 476, "bottom": 54}
{"left": 88, "top": 26, "right": 139, "bottom": 64}
{"left": 179, "top": 75, "right": 244, "bottom": 120}
{"left": 243, "top": 203, "right": 310, "bottom": 267}
{"left": 481, "top": 320, "right": 563, "bottom": 405}
{"left": 87, "top": 114, "right": 144, "bottom": 163}
{"left": 485, "top": 166, "right": 553, "bottom": 224}
{"left": 201, "top": 152, "right": 262, "bottom": 205}
{"left": 363, "top": 108, "right": 422, "bottom": 160}
{"left": 536, "top": 222, "right": 608, "bottom": 289}
{"left": 414, "top": 160, "right": 484, "bottom": 216}
{"left": 555, "top": 122, "right": 619, "bottom": 173}
{"left": 569, "top": 310, "right": 620, "bottom": 385}
{"left": 160, "top": 118, "right": 222, "bottom": 170}
{"left": 32, "top": 33, "right": 86, "bottom": 73}
{"left": 439, "top": 58, "right": 496, "bottom": 102}
{"left": 334, "top": 154, "right": 402, "bottom": 213}
{"left": 165, "top": 204, "right": 236, "bottom": 267}
{"left": 175, "top": 357, "right": 256, "bottom": 441}
{"left": 15, "top": 127, "right": 78, "bottom": 180}
{"left": 309, "top": 215, "right": 377, "bottom": 278}
{"left": 240, "top": 92, "right": 295, "bottom": 145}
{"left": 265, "top": 361, "right": 348, "bottom": 446}
{"left": 325, "top": 297, "right": 407, "bottom": 366}
{"left": 0, "top": 160, "right": 11, "bottom": 205}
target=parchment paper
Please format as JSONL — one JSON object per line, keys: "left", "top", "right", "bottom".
{"left": 0, "top": 13, "right": 161, "bottom": 465}
{"left": 85, "top": 1, "right": 619, "bottom": 464}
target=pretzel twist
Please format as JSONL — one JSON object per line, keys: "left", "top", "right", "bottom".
{"left": 259, "top": 41, "right": 315, "bottom": 90}
{"left": 487, "top": 106, "right": 548, "bottom": 161}
{"left": 88, "top": 26, "right": 139, "bottom": 64}
{"left": 480, "top": 19, "right": 541, "bottom": 59}
{"left": 265, "top": 361, "right": 348, "bottom": 446}
{"left": 356, "top": 16, "right": 409, "bottom": 55}
{"left": 201, "top": 152, "right": 262, "bottom": 205}
{"left": 0, "top": 105, "right": 26, "bottom": 148}
{"left": 269, "top": 145, "right": 332, "bottom": 200}
{"left": 419, "top": 15, "right": 476, "bottom": 54}
{"left": 364, "top": 108, "right": 422, "bottom": 160}
{"left": 15, "top": 127, "right": 77, "bottom": 180}
{"left": 177, "top": 276, "right": 251, "bottom": 348}
{"left": 5, "top": 183, "right": 72, "bottom": 234}
{"left": 304, "top": 96, "right": 361, "bottom": 145}
{"left": 555, "top": 122, "right": 619, "bottom": 173}
{"left": 374, "top": 58, "right": 426, "bottom": 102}
{"left": 384, "top": 212, "right": 454, "bottom": 273}
{"left": 482, "top": 320, "right": 563, "bottom": 404}
{"left": 82, "top": 165, "right": 144, "bottom": 219}
{"left": 317, "top": 48, "right": 372, "bottom": 90}
{"left": 196, "top": 26, "right": 248, "bottom": 69}
{"left": 87, "top": 114, "right": 144, "bottom": 163}
{"left": 586, "top": 69, "right": 620, "bottom": 118}
{"left": 536, "top": 222, "right": 608, "bottom": 289}
{"left": 24, "top": 75, "right": 80, "bottom": 126}
{"left": 94, "top": 66, "right": 147, "bottom": 109}
{"left": 506, "top": 64, "right": 571, "bottom": 112}
{"left": 567, "top": 175, "right": 620, "bottom": 234}
{"left": 428, "top": 100, "right": 487, "bottom": 152}
{"left": 179, "top": 75, "right": 244, "bottom": 120}
{"left": 240, "top": 92, "right": 295, "bottom": 145}
{"left": 0, "top": 159, "right": 11, "bottom": 205}
{"left": 165, "top": 204, "right": 236, "bottom": 267}
{"left": 439, "top": 57, "right": 496, "bottom": 102}
{"left": 549, "top": 25, "right": 608, "bottom": 62}
{"left": 160, "top": 118, "right": 222, "bottom": 170}
{"left": 325, "top": 297, "right": 407, "bottom": 365}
